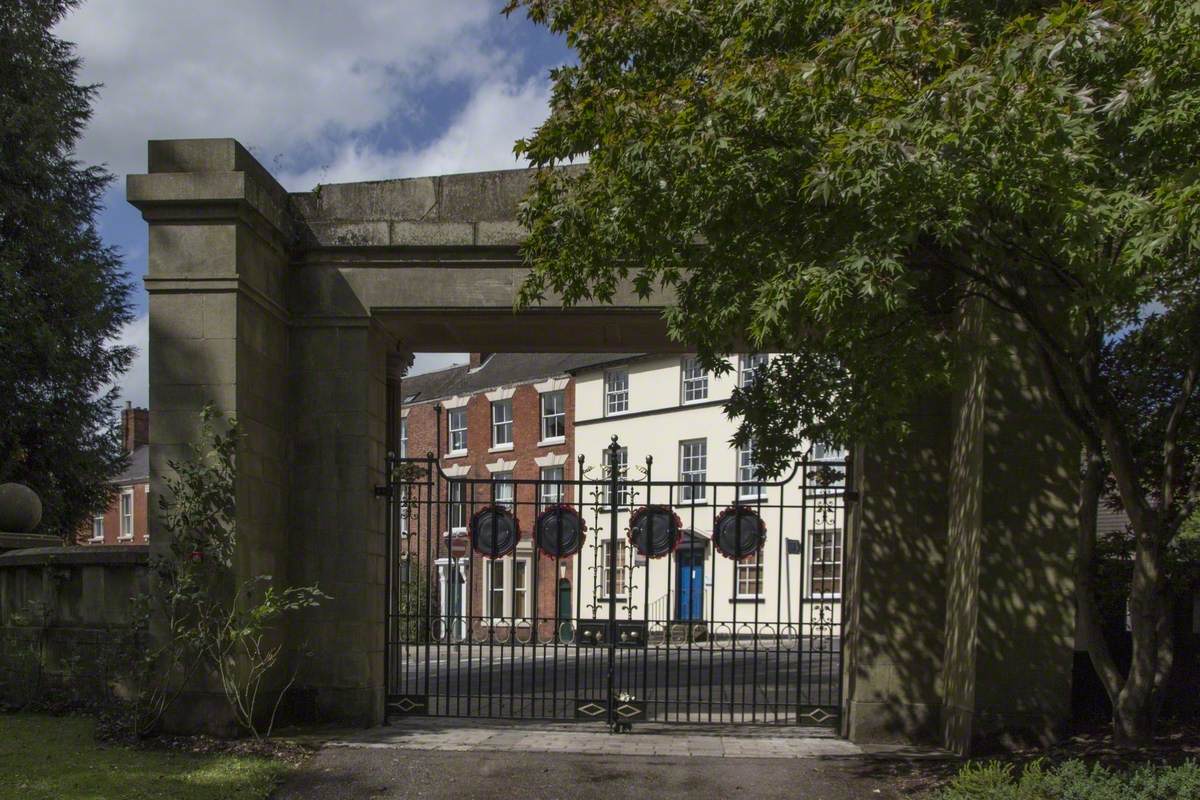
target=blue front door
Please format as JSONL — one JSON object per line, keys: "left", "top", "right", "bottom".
{"left": 676, "top": 556, "right": 704, "bottom": 620}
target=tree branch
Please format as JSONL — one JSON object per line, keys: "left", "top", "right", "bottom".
{"left": 1160, "top": 344, "right": 1200, "bottom": 527}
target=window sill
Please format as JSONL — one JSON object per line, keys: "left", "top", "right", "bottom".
{"left": 537, "top": 437, "right": 565, "bottom": 447}
{"left": 444, "top": 450, "right": 468, "bottom": 459}
{"left": 681, "top": 397, "right": 710, "bottom": 406}
{"left": 488, "top": 444, "right": 514, "bottom": 453}
{"left": 674, "top": 500, "right": 709, "bottom": 507}
{"left": 118, "top": 536, "right": 134, "bottom": 542}
{"left": 736, "top": 494, "right": 768, "bottom": 502}
{"left": 730, "top": 597, "right": 765, "bottom": 604}
{"left": 810, "top": 595, "right": 842, "bottom": 601}
{"left": 604, "top": 409, "right": 631, "bottom": 418}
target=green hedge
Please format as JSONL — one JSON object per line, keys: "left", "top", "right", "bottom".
{"left": 934, "top": 759, "right": 1200, "bottom": 800}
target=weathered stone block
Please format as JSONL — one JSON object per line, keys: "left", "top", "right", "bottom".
{"left": 389, "top": 221, "right": 473, "bottom": 246}
{"left": 302, "top": 177, "right": 437, "bottom": 222}
{"left": 437, "top": 169, "right": 533, "bottom": 221}
{"left": 149, "top": 224, "right": 237, "bottom": 278}
{"left": 302, "top": 221, "right": 390, "bottom": 248}
{"left": 148, "top": 294, "right": 205, "bottom": 339}
{"left": 148, "top": 138, "right": 246, "bottom": 174}
{"left": 475, "top": 220, "right": 527, "bottom": 245}
{"left": 149, "top": 333, "right": 237, "bottom": 387}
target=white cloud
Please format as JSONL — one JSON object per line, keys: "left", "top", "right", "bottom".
{"left": 104, "top": 313, "right": 149, "bottom": 410}
{"left": 278, "top": 76, "right": 551, "bottom": 189}
{"left": 55, "top": 1, "right": 511, "bottom": 181}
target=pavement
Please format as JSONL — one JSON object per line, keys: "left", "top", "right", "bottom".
{"left": 274, "top": 718, "right": 947, "bottom": 799}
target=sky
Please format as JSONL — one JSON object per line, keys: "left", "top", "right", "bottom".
{"left": 55, "top": 1, "right": 571, "bottom": 407}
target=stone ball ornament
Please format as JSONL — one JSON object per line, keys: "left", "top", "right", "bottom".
{"left": 0, "top": 483, "right": 43, "bottom": 533}
{"left": 713, "top": 505, "right": 767, "bottom": 560}
{"left": 627, "top": 505, "right": 684, "bottom": 559}
{"left": 534, "top": 505, "right": 587, "bottom": 558}
{"left": 470, "top": 504, "right": 521, "bottom": 558}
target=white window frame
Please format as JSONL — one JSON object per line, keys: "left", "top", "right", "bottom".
{"left": 605, "top": 369, "right": 629, "bottom": 416}
{"left": 491, "top": 399, "right": 513, "bottom": 449}
{"left": 809, "top": 529, "right": 843, "bottom": 599}
{"left": 447, "top": 408, "right": 468, "bottom": 455}
{"left": 91, "top": 514, "right": 104, "bottom": 542}
{"left": 540, "top": 465, "right": 565, "bottom": 507}
{"left": 737, "top": 441, "right": 766, "bottom": 499}
{"left": 680, "top": 356, "right": 709, "bottom": 403}
{"left": 735, "top": 556, "right": 764, "bottom": 599}
{"left": 119, "top": 489, "right": 134, "bottom": 540}
{"left": 738, "top": 353, "right": 769, "bottom": 388}
{"left": 486, "top": 556, "right": 531, "bottom": 620}
{"left": 679, "top": 439, "right": 707, "bottom": 504}
{"left": 599, "top": 539, "right": 628, "bottom": 599}
{"left": 492, "top": 471, "right": 514, "bottom": 510}
{"left": 398, "top": 418, "right": 410, "bottom": 535}
{"left": 448, "top": 481, "right": 468, "bottom": 532}
{"left": 812, "top": 443, "right": 847, "bottom": 461}
{"left": 601, "top": 446, "right": 630, "bottom": 508}
{"left": 539, "top": 390, "right": 566, "bottom": 443}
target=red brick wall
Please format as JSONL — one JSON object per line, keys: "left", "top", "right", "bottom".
{"left": 400, "top": 377, "right": 577, "bottom": 631}
{"left": 77, "top": 482, "right": 150, "bottom": 545}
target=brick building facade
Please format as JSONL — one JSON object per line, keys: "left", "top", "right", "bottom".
{"left": 399, "top": 353, "right": 611, "bottom": 639}
{"left": 79, "top": 404, "right": 150, "bottom": 545}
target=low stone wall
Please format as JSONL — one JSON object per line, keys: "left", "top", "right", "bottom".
{"left": 0, "top": 545, "right": 149, "bottom": 707}
{"left": 0, "top": 532, "right": 60, "bottom": 554}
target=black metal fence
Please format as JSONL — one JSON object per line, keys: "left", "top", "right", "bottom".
{"left": 382, "top": 437, "right": 849, "bottom": 728}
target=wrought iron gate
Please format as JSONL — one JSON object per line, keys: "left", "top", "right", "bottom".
{"left": 381, "top": 437, "right": 849, "bottom": 728}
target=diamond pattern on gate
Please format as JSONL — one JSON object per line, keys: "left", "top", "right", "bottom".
{"left": 575, "top": 702, "right": 606, "bottom": 719}
{"left": 388, "top": 695, "right": 427, "bottom": 715}
{"left": 799, "top": 707, "right": 834, "bottom": 725}
{"left": 615, "top": 702, "right": 644, "bottom": 720}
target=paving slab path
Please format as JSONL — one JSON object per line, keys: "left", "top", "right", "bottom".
{"left": 275, "top": 719, "right": 943, "bottom": 799}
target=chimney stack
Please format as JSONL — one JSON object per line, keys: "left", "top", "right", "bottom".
{"left": 468, "top": 353, "right": 491, "bottom": 369}
{"left": 122, "top": 402, "right": 149, "bottom": 453}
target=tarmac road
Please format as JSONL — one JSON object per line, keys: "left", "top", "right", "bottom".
{"left": 275, "top": 748, "right": 904, "bottom": 800}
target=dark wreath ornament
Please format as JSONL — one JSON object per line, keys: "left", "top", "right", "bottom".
{"left": 470, "top": 504, "right": 521, "bottom": 558}
{"left": 534, "top": 504, "right": 587, "bottom": 558}
{"left": 627, "top": 505, "right": 684, "bottom": 559}
{"left": 712, "top": 505, "right": 767, "bottom": 560}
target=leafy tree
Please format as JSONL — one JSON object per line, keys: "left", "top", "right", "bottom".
{"left": 507, "top": 0, "right": 1200, "bottom": 744}
{"left": 0, "top": 0, "right": 133, "bottom": 538}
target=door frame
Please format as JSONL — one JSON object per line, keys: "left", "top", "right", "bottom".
{"left": 435, "top": 556, "right": 469, "bottom": 642}
{"left": 674, "top": 542, "right": 706, "bottom": 622}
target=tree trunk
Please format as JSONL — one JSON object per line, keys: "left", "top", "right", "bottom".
{"left": 1113, "top": 531, "right": 1164, "bottom": 747}
{"left": 1077, "top": 452, "right": 1124, "bottom": 707}
{"left": 1078, "top": 450, "right": 1177, "bottom": 747}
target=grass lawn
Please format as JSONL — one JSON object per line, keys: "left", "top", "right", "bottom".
{"left": 0, "top": 714, "right": 289, "bottom": 800}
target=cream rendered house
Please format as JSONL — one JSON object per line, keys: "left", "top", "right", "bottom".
{"left": 570, "top": 354, "right": 845, "bottom": 636}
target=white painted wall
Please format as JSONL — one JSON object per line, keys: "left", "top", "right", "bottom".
{"left": 572, "top": 355, "right": 844, "bottom": 632}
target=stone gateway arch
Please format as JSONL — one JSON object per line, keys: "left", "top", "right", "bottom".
{"left": 130, "top": 138, "right": 1077, "bottom": 754}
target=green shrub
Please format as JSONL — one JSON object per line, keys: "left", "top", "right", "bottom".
{"left": 934, "top": 759, "right": 1200, "bottom": 800}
